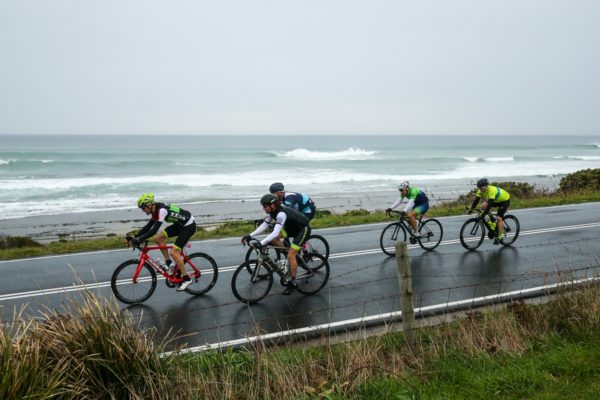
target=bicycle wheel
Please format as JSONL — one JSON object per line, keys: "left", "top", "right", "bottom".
{"left": 418, "top": 218, "right": 443, "bottom": 251}
{"left": 459, "top": 218, "right": 485, "bottom": 250}
{"left": 304, "top": 234, "right": 330, "bottom": 259}
{"left": 296, "top": 253, "right": 330, "bottom": 295}
{"left": 184, "top": 252, "right": 219, "bottom": 295}
{"left": 380, "top": 223, "right": 407, "bottom": 256}
{"left": 500, "top": 215, "right": 520, "bottom": 246}
{"left": 111, "top": 260, "right": 157, "bottom": 304}
{"left": 231, "top": 260, "right": 273, "bottom": 304}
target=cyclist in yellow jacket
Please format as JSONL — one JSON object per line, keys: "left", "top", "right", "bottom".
{"left": 468, "top": 178, "right": 511, "bottom": 245}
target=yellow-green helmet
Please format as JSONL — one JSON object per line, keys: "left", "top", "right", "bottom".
{"left": 137, "top": 193, "right": 155, "bottom": 208}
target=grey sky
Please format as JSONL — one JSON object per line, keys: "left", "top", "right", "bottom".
{"left": 1, "top": 1, "right": 599, "bottom": 135}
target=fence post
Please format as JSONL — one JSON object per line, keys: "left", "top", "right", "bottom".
{"left": 396, "top": 241, "right": 415, "bottom": 348}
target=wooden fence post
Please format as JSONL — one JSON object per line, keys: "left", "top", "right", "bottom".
{"left": 396, "top": 241, "right": 415, "bottom": 348}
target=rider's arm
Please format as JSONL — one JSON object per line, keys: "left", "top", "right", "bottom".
{"left": 136, "top": 208, "right": 167, "bottom": 242}
{"left": 249, "top": 220, "right": 270, "bottom": 237}
{"left": 390, "top": 196, "right": 403, "bottom": 209}
{"left": 469, "top": 196, "right": 480, "bottom": 212}
{"left": 260, "top": 212, "right": 286, "bottom": 245}
{"left": 402, "top": 199, "right": 415, "bottom": 213}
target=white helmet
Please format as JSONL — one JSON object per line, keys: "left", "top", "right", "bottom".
{"left": 398, "top": 181, "right": 409, "bottom": 191}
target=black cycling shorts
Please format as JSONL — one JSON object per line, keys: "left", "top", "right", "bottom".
{"left": 290, "top": 225, "right": 311, "bottom": 251}
{"left": 491, "top": 200, "right": 510, "bottom": 218}
{"left": 164, "top": 221, "right": 197, "bottom": 250}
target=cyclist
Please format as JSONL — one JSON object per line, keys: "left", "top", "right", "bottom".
{"left": 128, "top": 193, "right": 197, "bottom": 291}
{"left": 386, "top": 181, "right": 429, "bottom": 237}
{"left": 241, "top": 193, "right": 311, "bottom": 295}
{"left": 269, "top": 182, "right": 317, "bottom": 221}
{"left": 467, "top": 178, "right": 511, "bottom": 245}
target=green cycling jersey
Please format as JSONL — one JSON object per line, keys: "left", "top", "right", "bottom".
{"left": 476, "top": 185, "right": 510, "bottom": 203}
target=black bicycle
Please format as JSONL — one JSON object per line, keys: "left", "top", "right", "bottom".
{"left": 232, "top": 240, "right": 330, "bottom": 304}
{"left": 459, "top": 208, "right": 520, "bottom": 250}
{"left": 380, "top": 210, "right": 443, "bottom": 255}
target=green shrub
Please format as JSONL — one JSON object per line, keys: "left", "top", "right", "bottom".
{"left": 559, "top": 168, "right": 600, "bottom": 192}
{"left": 0, "top": 234, "right": 42, "bottom": 250}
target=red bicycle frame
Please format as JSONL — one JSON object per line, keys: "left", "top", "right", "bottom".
{"left": 132, "top": 244, "right": 200, "bottom": 284}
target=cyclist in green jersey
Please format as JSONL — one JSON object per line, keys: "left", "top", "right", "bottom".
{"left": 129, "top": 193, "right": 197, "bottom": 291}
{"left": 467, "top": 178, "right": 511, "bottom": 245}
{"left": 386, "top": 181, "right": 430, "bottom": 237}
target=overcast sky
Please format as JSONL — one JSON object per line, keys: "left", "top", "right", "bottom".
{"left": 1, "top": 1, "right": 599, "bottom": 136}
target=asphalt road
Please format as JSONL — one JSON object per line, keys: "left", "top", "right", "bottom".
{"left": 1, "top": 202, "right": 599, "bottom": 351}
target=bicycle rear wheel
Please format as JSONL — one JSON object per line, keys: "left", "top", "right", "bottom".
{"left": 184, "top": 252, "right": 219, "bottom": 295}
{"left": 111, "top": 260, "right": 157, "bottom": 304}
{"left": 380, "top": 222, "right": 407, "bottom": 256}
{"left": 296, "top": 253, "right": 330, "bottom": 295}
{"left": 418, "top": 218, "right": 443, "bottom": 251}
{"left": 500, "top": 215, "right": 520, "bottom": 246}
{"left": 303, "top": 235, "right": 330, "bottom": 259}
{"left": 231, "top": 260, "right": 273, "bottom": 304}
{"left": 459, "top": 218, "right": 485, "bottom": 250}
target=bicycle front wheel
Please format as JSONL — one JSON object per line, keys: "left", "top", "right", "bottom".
{"left": 501, "top": 215, "right": 520, "bottom": 246}
{"left": 231, "top": 260, "right": 273, "bottom": 304}
{"left": 184, "top": 252, "right": 219, "bottom": 295}
{"left": 304, "top": 234, "right": 330, "bottom": 259}
{"left": 111, "top": 260, "right": 157, "bottom": 304}
{"left": 418, "top": 218, "right": 443, "bottom": 251}
{"left": 296, "top": 253, "right": 330, "bottom": 295}
{"left": 460, "top": 218, "right": 485, "bottom": 250}
{"left": 380, "top": 223, "right": 407, "bottom": 256}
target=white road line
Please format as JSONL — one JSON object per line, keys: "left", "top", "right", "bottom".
{"left": 0, "top": 221, "right": 599, "bottom": 302}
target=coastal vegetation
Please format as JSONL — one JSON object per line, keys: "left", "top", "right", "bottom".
{"left": 1, "top": 168, "right": 600, "bottom": 260}
{"left": 2, "top": 277, "right": 599, "bottom": 398}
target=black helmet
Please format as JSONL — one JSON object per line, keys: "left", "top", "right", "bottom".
{"left": 477, "top": 178, "right": 489, "bottom": 188}
{"left": 260, "top": 193, "right": 279, "bottom": 205}
{"left": 269, "top": 182, "right": 284, "bottom": 193}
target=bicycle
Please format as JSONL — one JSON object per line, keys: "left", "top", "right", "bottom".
{"left": 231, "top": 239, "right": 330, "bottom": 304}
{"left": 459, "top": 208, "right": 520, "bottom": 250}
{"left": 110, "top": 237, "right": 219, "bottom": 304}
{"left": 380, "top": 210, "right": 443, "bottom": 255}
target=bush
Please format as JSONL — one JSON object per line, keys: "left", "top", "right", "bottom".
{"left": 559, "top": 168, "right": 600, "bottom": 193}
{"left": 0, "top": 234, "right": 42, "bottom": 250}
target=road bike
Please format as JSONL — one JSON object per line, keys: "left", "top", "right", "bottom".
{"left": 380, "top": 210, "right": 443, "bottom": 255}
{"left": 231, "top": 239, "right": 330, "bottom": 304}
{"left": 110, "top": 238, "right": 219, "bottom": 304}
{"left": 459, "top": 208, "right": 520, "bottom": 250}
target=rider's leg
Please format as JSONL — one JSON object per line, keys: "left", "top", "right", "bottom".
{"left": 287, "top": 247, "right": 299, "bottom": 279}
{"left": 496, "top": 202, "right": 510, "bottom": 237}
{"left": 407, "top": 210, "right": 418, "bottom": 233}
{"left": 170, "top": 245, "right": 188, "bottom": 277}
{"left": 154, "top": 231, "right": 171, "bottom": 264}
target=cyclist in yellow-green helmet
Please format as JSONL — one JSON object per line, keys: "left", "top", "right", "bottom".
{"left": 130, "top": 193, "right": 196, "bottom": 291}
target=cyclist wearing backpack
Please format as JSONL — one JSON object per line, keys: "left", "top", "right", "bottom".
{"left": 128, "top": 193, "right": 196, "bottom": 291}
{"left": 269, "top": 182, "right": 317, "bottom": 221}
{"left": 467, "top": 178, "right": 511, "bottom": 245}
{"left": 241, "top": 193, "right": 311, "bottom": 295}
{"left": 386, "top": 181, "right": 429, "bottom": 237}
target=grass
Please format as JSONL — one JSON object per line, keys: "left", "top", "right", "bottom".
{"left": 2, "top": 187, "right": 600, "bottom": 261}
{"left": 3, "top": 280, "right": 600, "bottom": 398}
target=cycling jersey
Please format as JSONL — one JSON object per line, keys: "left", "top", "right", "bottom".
{"left": 390, "top": 187, "right": 429, "bottom": 213}
{"left": 282, "top": 191, "right": 316, "bottom": 219}
{"left": 250, "top": 205, "right": 310, "bottom": 246}
{"left": 136, "top": 203, "right": 195, "bottom": 245}
{"left": 475, "top": 185, "right": 510, "bottom": 203}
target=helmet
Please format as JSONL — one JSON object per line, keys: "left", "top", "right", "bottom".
{"left": 398, "top": 181, "right": 409, "bottom": 191}
{"left": 269, "top": 182, "right": 284, "bottom": 193}
{"left": 137, "top": 193, "right": 155, "bottom": 208}
{"left": 260, "top": 193, "right": 279, "bottom": 206}
{"left": 477, "top": 178, "right": 489, "bottom": 188}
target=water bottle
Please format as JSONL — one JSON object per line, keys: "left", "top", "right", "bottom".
{"left": 155, "top": 257, "right": 166, "bottom": 272}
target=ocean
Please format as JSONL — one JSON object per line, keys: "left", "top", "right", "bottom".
{"left": 1, "top": 134, "right": 599, "bottom": 222}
